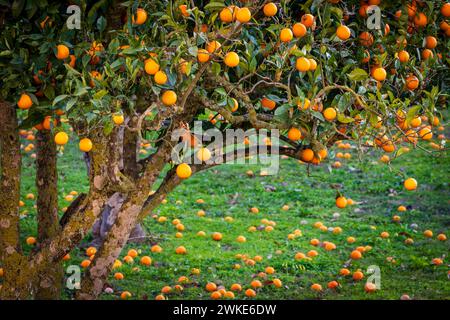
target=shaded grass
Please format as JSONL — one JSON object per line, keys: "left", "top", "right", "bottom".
{"left": 11, "top": 136, "right": 450, "bottom": 300}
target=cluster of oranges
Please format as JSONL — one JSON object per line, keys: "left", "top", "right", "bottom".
{"left": 16, "top": 2, "right": 447, "bottom": 187}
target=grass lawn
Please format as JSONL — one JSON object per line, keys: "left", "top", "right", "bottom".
{"left": 16, "top": 134, "right": 450, "bottom": 300}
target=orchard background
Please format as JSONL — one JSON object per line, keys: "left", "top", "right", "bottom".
{"left": 0, "top": 0, "right": 449, "bottom": 300}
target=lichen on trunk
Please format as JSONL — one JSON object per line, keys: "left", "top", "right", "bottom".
{"left": 0, "top": 101, "right": 30, "bottom": 299}
{"left": 34, "top": 130, "right": 63, "bottom": 300}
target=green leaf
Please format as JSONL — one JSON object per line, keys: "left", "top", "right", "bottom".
{"left": 369, "top": 113, "right": 380, "bottom": 127}
{"left": 12, "top": 0, "right": 25, "bottom": 17}
{"left": 65, "top": 98, "right": 77, "bottom": 112}
{"left": 0, "top": 50, "right": 13, "bottom": 56}
{"left": 110, "top": 59, "right": 122, "bottom": 70}
{"left": 214, "top": 87, "right": 227, "bottom": 96}
{"left": 43, "top": 85, "right": 55, "bottom": 100}
{"left": 337, "top": 93, "right": 351, "bottom": 112}
{"left": 188, "top": 46, "right": 198, "bottom": 57}
{"left": 108, "top": 39, "right": 120, "bottom": 53}
{"left": 212, "top": 62, "right": 221, "bottom": 76}
{"left": 337, "top": 114, "right": 355, "bottom": 123}
{"left": 249, "top": 57, "right": 257, "bottom": 73}
{"left": 274, "top": 104, "right": 290, "bottom": 116}
{"left": 204, "top": 2, "right": 225, "bottom": 11}
{"left": 103, "top": 120, "right": 114, "bottom": 135}
{"left": 311, "top": 110, "right": 325, "bottom": 122}
{"left": 347, "top": 68, "right": 368, "bottom": 81}
{"left": 53, "top": 95, "right": 68, "bottom": 106}
{"left": 406, "top": 105, "right": 421, "bottom": 124}
{"left": 273, "top": 104, "right": 290, "bottom": 123}
{"left": 93, "top": 89, "right": 108, "bottom": 100}
{"left": 395, "top": 147, "right": 409, "bottom": 158}
{"left": 74, "top": 87, "right": 89, "bottom": 96}
{"left": 97, "top": 16, "right": 107, "bottom": 33}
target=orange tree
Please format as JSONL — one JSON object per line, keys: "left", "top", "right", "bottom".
{"left": 0, "top": 0, "right": 448, "bottom": 299}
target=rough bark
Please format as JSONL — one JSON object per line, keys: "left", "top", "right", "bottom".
{"left": 36, "top": 128, "right": 122, "bottom": 261}
{"left": 76, "top": 140, "right": 175, "bottom": 299}
{"left": 122, "top": 119, "right": 140, "bottom": 180}
{"left": 59, "top": 193, "right": 87, "bottom": 228}
{"left": 76, "top": 84, "right": 208, "bottom": 299}
{"left": 18, "top": 129, "right": 121, "bottom": 295}
{"left": 0, "top": 101, "right": 30, "bottom": 299}
{"left": 34, "top": 130, "right": 63, "bottom": 299}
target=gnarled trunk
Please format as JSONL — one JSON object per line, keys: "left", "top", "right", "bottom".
{"left": 76, "top": 141, "right": 174, "bottom": 299}
{"left": 34, "top": 130, "right": 63, "bottom": 299}
{"left": 0, "top": 101, "right": 31, "bottom": 299}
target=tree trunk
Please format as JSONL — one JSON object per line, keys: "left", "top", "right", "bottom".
{"left": 34, "top": 130, "right": 63, "bottom": 300}
{"left": 89, "top": 122, "right": 145, "bottom": 247}
{"left": 24, "top": 130, "right": 121, "bottom": 292}
{"left": 76, "top": 92, "right": 205, "bottom": 299}
{"left": 76, "top": 141, "right": 174, "bottom": 299}
{"left": 0, "top": 101, "right": 31, "bottom": 299}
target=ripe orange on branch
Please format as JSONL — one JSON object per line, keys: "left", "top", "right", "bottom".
{"left": 219, "top": 7, "right": 235, "bottom": 23}
{"left": 224, "top": 52, "right": 240, "bottom": 67}
{"left": 154, "top": 71, "right": 168, "bottom": 85}
{"left": 263, "top": 3, "right": 277, "bottom": 17}
{"left": 206, "top": 41, "right": 221, "bottom": 54}
{"left": 418, "top": 127, "right": 432, "bottom": 140}
{"left": 372, "top": 67, "right": 387, "bottom": 81}
{"left": 236, "top": 7, "right": 251, "bottom": 23}
{"left": 296, "top": 57, "right": 311, "bottom": 72}
{"left": 197, "top": 49, "right": 210, "bottom": 63}
{"left": 425, "top": 36, "right": 437, "bottom": 49}
{"left": 132, "top": 8, "right": 147, "bottom": 25}
{"left": 287, "top": 128, "right": 302, "bottom": 141}
{"left": 398, "top": 50, "right": 410, "bottom": 63}
{"left": 113, "top": 114, "right": 124, "bottom": 125}
{"left": 359, "top": 32, "right": 374, "bottom": 46}
{"left": 18, "top": 93, "right": 33, "bottom": 110}
{"left": 406, "top": 75, "right": 419, "bottom": 90}
{"left": 196, "top": 147, "right": 211, "bottom": 162}
{"left": 292, "top": 23, "right": 307, "bottom": 38}
{"left": 442, "top": 3, "right": 450, "bottom": 17}
{"left": 179, "top": 5, "right": 190, "bottom": 17}
{"left": 323, "top": 107, "right": 337, "bottom": 121}
{"left": 79, "top": 138, "right": 93, "bottom": 152}
{"left": 261, "top": 97, "right": 276, "bottom": 110}
{"left": 176, "top": 163, "right": 192, "bottom": 179}
{"left": 145, "top": 58, "right": 160, "bottom": 75}
{"left": 280, "top": 28, "right": 293, "bottom": 42}
{"left": 336, "top": 25, "right": 351, "bottom": 40}
{"left": 161, "top": 90, "right": 177, "bottom": 106}
{"left": 301, "top": 14, "right": 314, "bottom": 28}
{"left": 54, "top": 132, "right": 69, "bottom": 145}
{"left": 56, "top": 44, "right": 69, "bottom": 60}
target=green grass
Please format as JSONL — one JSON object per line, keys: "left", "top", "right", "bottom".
{"left": 12, "top": 134, "right": 450, "bottom": 300}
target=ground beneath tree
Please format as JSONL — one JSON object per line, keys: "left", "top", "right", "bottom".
{"left": 15, "top": 139, "right": 450, "bottom": 300}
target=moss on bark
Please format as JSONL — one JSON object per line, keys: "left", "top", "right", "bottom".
{"left": 34, "top": 130, "right": 63, "bottom": 300}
